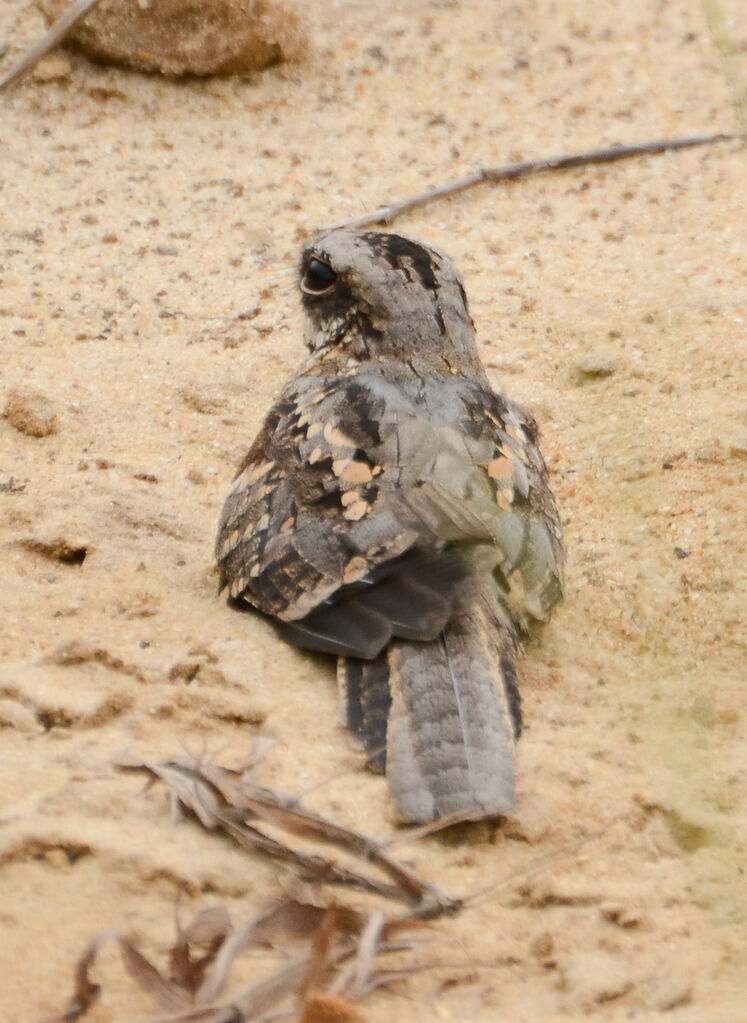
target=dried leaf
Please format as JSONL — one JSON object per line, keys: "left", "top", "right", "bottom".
{"left": 182, "top": 906, "right": 234, "bottom": 946}
{"left": 211, "top": 954, "right": 313, "bottom": 1022}
{"left": 299, "top": 992, "right": 366, "bottom": 1023}
{"left": 43, "top": 931, "right": 110, "bottom": 1022}
{"left": 218, "top": 813, "right": 403, "bottom": 900}
{"left": 49, "top": 897, "right": 432, "bottom": 1023}
{"left": 45, "top": 748, "right": 459, "bottom": 1023}
{"left": 119, "top": 939, "right": 191, "bottom": 1011}
{"left": 170, "top": 906, "right": 233, "bottom": 996}
{"left": 299, "top": 908, "right": 341, "bottom": 1000}
{"left": 46, "top": 929, "right": 189, "bottom": 1023}
{"left": 197, "top": 898, "right": 362, "bottom": 1005}
{"left": 330, "top": 911, "right": 386, "bottom": 1001}
{"left": 116, "top": 751, "right": 459, "bottom": 913}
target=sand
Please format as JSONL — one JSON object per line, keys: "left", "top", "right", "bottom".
{"left": 1, "top": 0, "right": 745, "bottom": 1020}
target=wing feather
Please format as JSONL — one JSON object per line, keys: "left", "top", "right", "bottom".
{"left": 215, "top": 371, "right": 563, "bottom": 654}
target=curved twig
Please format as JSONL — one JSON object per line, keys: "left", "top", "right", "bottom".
{"left": 0, "top": 0, "right": 103, "bottom": 90}
{"left": 323, "top": 132, "right": 738, "bottom": 231}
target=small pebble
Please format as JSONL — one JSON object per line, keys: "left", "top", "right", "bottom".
{"left": 4, "top": 388, "right": 58, "bottom": 437}
{"left": 31, "top": 52, "right": 72, "bottom": 82}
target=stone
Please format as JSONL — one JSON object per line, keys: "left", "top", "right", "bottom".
{"left": 4, "top": 388, "right": 58, "bottom": 437}
{"left": 37, "top": 0, "right": 310, "bottom": 78}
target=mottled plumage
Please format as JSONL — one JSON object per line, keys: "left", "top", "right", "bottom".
{"left": 216, "top": 230, "right": 564, "bottom": 823}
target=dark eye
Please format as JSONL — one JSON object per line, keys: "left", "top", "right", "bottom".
{"left": 301, "top": 257, "right": 337, "bottom": 295}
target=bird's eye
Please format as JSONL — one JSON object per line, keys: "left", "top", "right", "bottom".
{"left": 301, "top": 257, "right": 337, "bottom": 295}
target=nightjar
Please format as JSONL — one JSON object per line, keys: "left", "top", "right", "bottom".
{"left": 215, "top": 230, "right": 564, "bottom": 823}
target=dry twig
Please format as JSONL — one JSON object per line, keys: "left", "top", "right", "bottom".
{"left": 45, "top": 896, "right": 426, "bottom": 1023}
{"left": 115, "top": 748, "right": 458, "bottom": 914}
{"left": 323, "top": 132, "right": 737, "bottom": 230}
{"left": 0, "top": 0, "right": 102, "bottom": 89}
{"left": 45, "top": 746, "right": 629, "bottom": 1023}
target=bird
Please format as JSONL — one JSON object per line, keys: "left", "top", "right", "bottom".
{"left": 215, "top": 229, "right": 564, "bottom": 824}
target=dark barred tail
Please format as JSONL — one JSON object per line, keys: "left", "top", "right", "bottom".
{"left": 337, "top": 655, "right": 391, "bottom": 773}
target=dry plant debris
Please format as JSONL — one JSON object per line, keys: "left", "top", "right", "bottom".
{"left": 324, "top": 133, "right": 739, "bottom": 231}
{"left": 44, "top": 744, "right": 626, "bottom": 1021}
{"left": 114, "top": 744, "right": 459, "bottom": 913}
{"left": 44, "top": 896, "right": 423, "bottom": 1022}
{"left": 44, "top": 745, "right": 462, "bottom": 1023}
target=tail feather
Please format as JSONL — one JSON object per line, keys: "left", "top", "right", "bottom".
{"left": 337, "top": 656, "right": 391, "bottom": 773}
{"left": 339, "top": 586, "right": 521, "bottom": 823}
{"left": 386, "top": 595, "right": 519, "bottom": 822}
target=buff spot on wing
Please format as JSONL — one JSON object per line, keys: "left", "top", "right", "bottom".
{"left": 279, "top": 515, "right": 295, "bottom": 533}
{"left": 238, "top": 460, "right": 274, "bottom": 488}
{"left": 485, "top": 408, "right": 505, "bottom": 428}
{"left": 220, "top": 529, "right": 240, "bottom": 556}
{"left": 250, "top": 564, "right": 261, "bottom": 577}
{"left": 343, "top": 555, "right": 369, "bottom": 583}
{"left": 242, "top": 521, "right": 255, "bottom": 540}
{"left": 255, "top": 513, "right": 270, "bottom": 532}
{"left": 230, "top": 576, "right": 247, "bottom": 598}
{"left": 323, "top": 422, "right": 357, "bottom": 448}
{"left": 309, "top": 446, "right": 323, "bottom": 464}
{"left": 342, "top": 499, "right": 368, "bottom": 521}
{"left": 340, "top": 460, "right": 373, "bottom": 484}
{"left": 495, "top": 489, "right": 514, "bottom": 511}
{"left": 488, "top": 456, "right": 514, "bottom": 481}
{"left": 306, "top": 422, "right": 323, "bottom": 438}
{"left": 340, "top": 490, "right": 360, "bottom": 507}
{"left": 505, "top": 423, "right": 525, "bottom": 443}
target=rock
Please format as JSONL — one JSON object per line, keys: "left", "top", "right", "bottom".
{"left": 37, "top": 0, "right": 310, "bottom": 77}
{"left": 4, "top": 387, "right": 58, "bottom": 437}
{"left": 31, "top": 52, "right": 72, "bottom": 82}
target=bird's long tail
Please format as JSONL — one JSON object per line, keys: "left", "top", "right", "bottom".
{"left": 338, "top": 586, "right": 521, "bottom": 823}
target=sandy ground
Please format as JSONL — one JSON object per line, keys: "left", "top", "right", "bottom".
{"left": 1, "top": 1, "right": 745, "bottom": 1020}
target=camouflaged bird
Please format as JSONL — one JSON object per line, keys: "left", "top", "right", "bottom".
{"left": 215, "top": 230, "right": 564, "bottom": 823}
